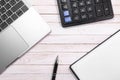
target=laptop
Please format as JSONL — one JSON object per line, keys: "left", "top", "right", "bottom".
{"left": 70, "top": 30, "right": 120, "bottom": 80}
{"left": 0, "top": 0, "right": 51, "bottom": 74}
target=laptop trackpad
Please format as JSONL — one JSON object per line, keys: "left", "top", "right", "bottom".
{"left": 0, "top": 27, "right": 28, "bottom": 73}
{"left": 12, "top": 7, "right": 50, "bottom": 46}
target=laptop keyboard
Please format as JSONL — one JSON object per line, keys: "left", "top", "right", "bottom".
{"left": 0, "top": 0, "right": 28, "bottom": 32}
{"left": 57, "top": 0, "right": 114, "bottom": 27}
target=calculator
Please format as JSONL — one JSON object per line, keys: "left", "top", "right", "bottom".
{"left": 57, "top": 0, "right": 114, "bottom": 27}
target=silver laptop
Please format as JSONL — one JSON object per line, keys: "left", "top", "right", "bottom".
{"left": 0, "top": 0, "right": 51, "bottom": 74}
{"left": 70, "top": 30, "right": 120, "bottom": 80}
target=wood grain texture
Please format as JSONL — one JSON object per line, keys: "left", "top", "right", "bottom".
{"left": 0, "top": 0, "right": 120, "bottom": 80}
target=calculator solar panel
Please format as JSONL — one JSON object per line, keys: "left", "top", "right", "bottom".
{"left": 57, "top": 0, "right": 114, "bottom": 27}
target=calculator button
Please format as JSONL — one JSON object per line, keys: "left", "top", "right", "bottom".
{"left": 86, "top": 0, "right": 93, "bottom": 5}
{"left": 79, "top": 1, "right": 85, "bottom": 7}
{"left": 62, "top": 4, "right": 68, "bottom": 10}
{"left": 73, "top": 15, "right": 80, "bottom": 21}
{"left": 0, "top": 19, "right": 2, "bottom": 24}
{"left": 95, "top": 5, "right": 103, "bottom": 17}
{"left": 63, "top": 10, "right": 70, "bottom": 16}
{"left": 87, "top": 6, "right": 94, "bottom": 12}
{"left": 73, "top": 8, "right": 79, "bottom": 14}
{"left": 80, "top": 7, "right": 86, "bottom": 13}
{"left": 102, "top": 0, "right": 108, "bottom": 3}
{"left": 104, "top": 4, "right": 110, "bottom": 15}
{"left": 94, "top": 0, "right": 102, "bottom": 4}
{"left": 71, "top": 2, "right": 78, "bottom": 8}
{"left": 88, "top": 12, "right": 95, "bottom": 19}
{"left": 64, "top": 16, "right": 72, "bottom": 23}
{"left": 70, "top": 0, "right": 77, "bottom": 2}
{"left": 81, "top": 14, "right": 88, "bottom": 20}
{"left": 61, "top": 0, "right": 67, "bottom": 3}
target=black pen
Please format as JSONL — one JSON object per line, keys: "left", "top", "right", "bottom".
{"left": 51, "top": 56, "right": 59, "bottom": 80}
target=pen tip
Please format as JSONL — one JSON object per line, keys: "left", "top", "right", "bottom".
{"left": 56, "top": 56, "right": 59, "bottom": 63}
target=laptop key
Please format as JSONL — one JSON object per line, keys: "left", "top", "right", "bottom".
{"left": 21, "top": 5, "right": 28, "bottom": 13}
{"left": 5, "top": 3, "right": 11, "bottom": 10}
{"left": 16, "top": 9, "right": 23, "bottom": 16}
{"left": 5, "top": 0, "right": 10, "bottom": 2}
{"left": 11, "top": 14, "right": 18, "bottom": 20}
{"left": 6, "top": 18, "right": 13, "bottom": 24}
{"left": 11, "top": 1, "right": 24, "bottom": 12}
{"left": 0, "top": 0, "right": 6, "bottom": 6}
{"left": 0, "top": 7, "right": 6, "bottom": 14}
{"left": 0, "top": 22, "right": 8, "bottom": 29}
{"left": 0, "top": 19, "right": 2, "bottom": 24}
{"left": 10, "top": 0, "right": 16, "bottom": 6}
{"left": 1, "top": 14, "right": 8, "bottom": 20}
{"left": 6, "top": 10, "right": 13, "bottom": 16}
{"left": 16, "top": 0, "right": 20, "bottom": 2}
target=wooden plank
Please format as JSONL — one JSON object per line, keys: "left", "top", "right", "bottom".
{"left": 5, "top": 65, "right": 53, "bottom": 74}
{"left": 48, "top": 23, "right": 120, "bottom": 35}
{"left": 5, "top": 65, "right": 71, "bottom": 74}
{"left": 0, "top": 74, "right": 76, "bottom": 80}
{"left": 14, "top": 52, "right": 86, "bottom": 65}
{"left": 28, "top": 44, "right": 97, "bottom": 53}
{"left": 0, "top": 74, "right": 52, "bottom": 80}
{"left": 40, "top": 34, "right": 109, "bottom": 44}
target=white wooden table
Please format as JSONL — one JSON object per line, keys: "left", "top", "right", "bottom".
{"left": 0, "top": 0, "right": 120, "bottom": 80}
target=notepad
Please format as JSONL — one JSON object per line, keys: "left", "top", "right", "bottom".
{"left": 70, "top": 30, "right": 120, "bottom": 80}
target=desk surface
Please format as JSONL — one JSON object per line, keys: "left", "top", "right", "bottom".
{"left": 0, "top": 0, "right": 120, "bottom": 80}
